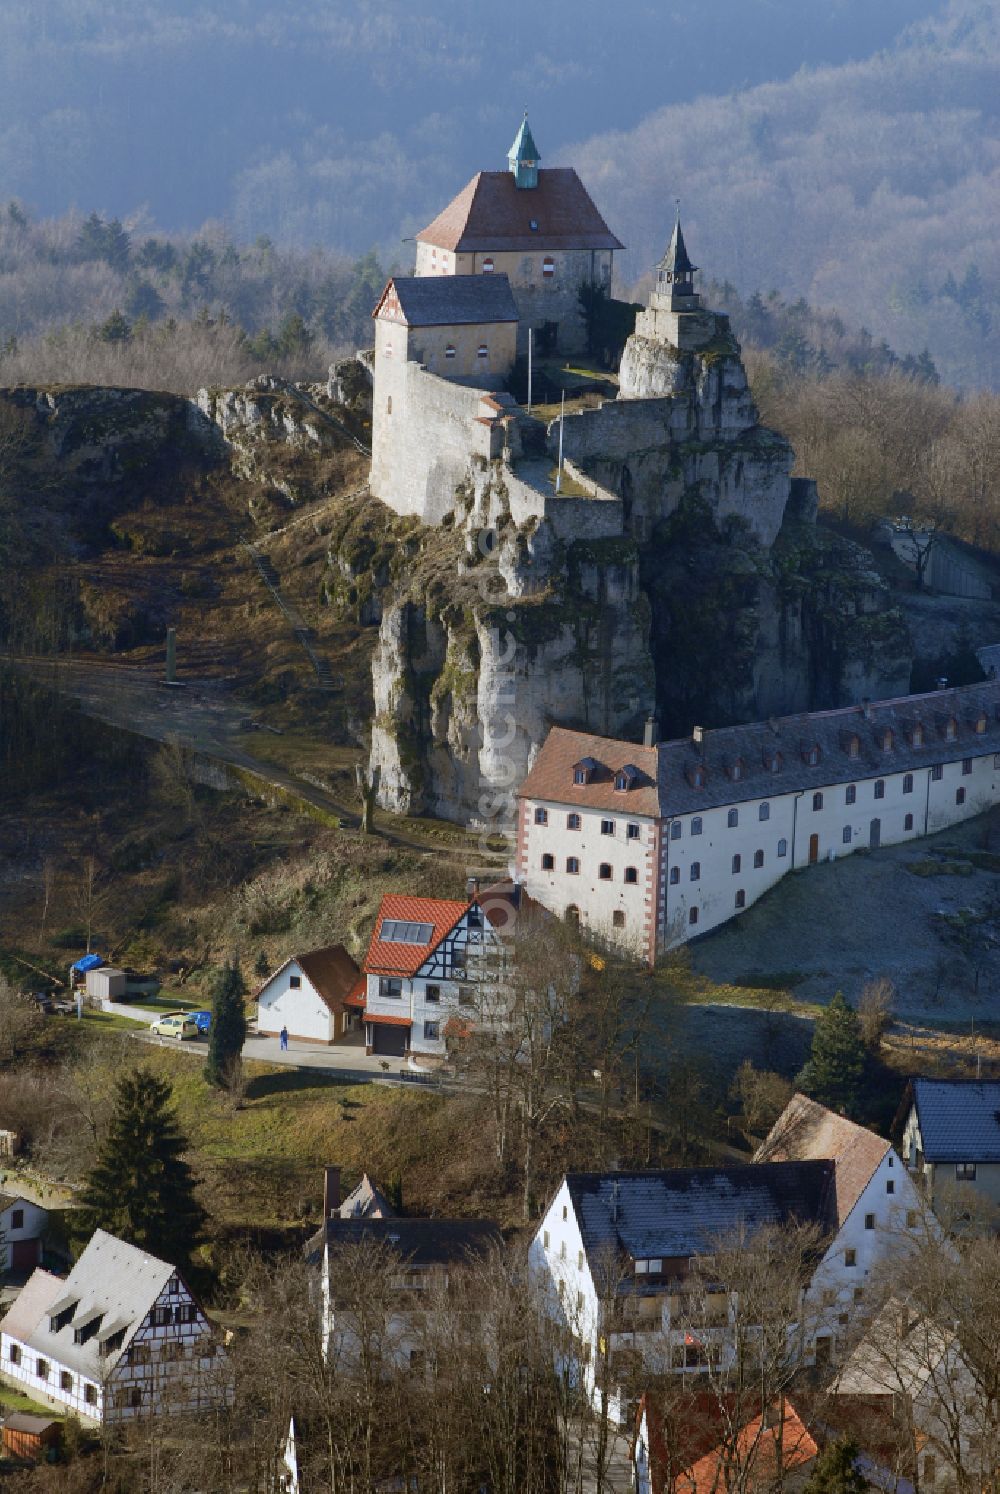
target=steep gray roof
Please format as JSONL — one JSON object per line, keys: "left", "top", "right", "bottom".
{"left": 306, "top": 1216, "right": 501, "bottom": 1267}
{"left": 566, "top": 1161, "right": 835, "bottom": 1272}
{"left": 521, "top": 681, "right": 1000, "bottom": 818}
{"left": 657, "top": 215, "right": 696, "bottom": 276}
{"left": 911, "top": 1079, "right": 1000, "bottom": 1162}
{"left": 0, "top": 1230, "right": 183, "bottom": 1380}
{"left": 376, "top": 273, "right": 519, "bottom": 327}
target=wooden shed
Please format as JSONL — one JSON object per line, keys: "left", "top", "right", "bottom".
{"left": 3, "top": 1412, "right": 61, "bottom": 1461}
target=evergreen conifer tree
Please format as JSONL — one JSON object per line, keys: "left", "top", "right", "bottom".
{"left": 79, "top": 1067, "right": 204, "bottom": 1269}
{"left": 802, "top": 1439, "right": 867, "bottom": 1494}
{"left": 204, "top": 958, "right": 248, "bottom": 1089}
{"left": 797, "top": 991, "right": 866, "bottom": 1117}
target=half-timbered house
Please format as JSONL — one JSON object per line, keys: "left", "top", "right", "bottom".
{"left": 0, "top": 1230, "right": 227, "bottom": 1423}
{"left": 361, "top": 881, "right": 531, "bottom": 1060}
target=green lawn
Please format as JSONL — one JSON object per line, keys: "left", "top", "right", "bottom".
{"left": 123, "top": 992, "right": 198, "bottom": 1013}
{"left": 0, "top": 1377, "right": 65, "bottom": 1420}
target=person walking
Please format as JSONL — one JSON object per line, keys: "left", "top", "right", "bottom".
{"left": 280, "top": 1025, "right": 289, "bottom": 1051}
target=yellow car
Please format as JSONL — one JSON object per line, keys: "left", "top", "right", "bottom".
{"left": 150, "top": 1013, "right": 199, "bottom": 1040}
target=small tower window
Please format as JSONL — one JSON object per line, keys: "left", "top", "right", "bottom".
{"left": 688, "top": 907, "right": 699, "bottom": 927}
{"left": 482, "top": 257, "right": 495, "bottom": 275}
{"left": 732, "top": 854, "right": 741, "bottom": 874}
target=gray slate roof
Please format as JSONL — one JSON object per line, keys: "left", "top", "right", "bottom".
{"left": 0, "top": 1230, "right": 182, "bottom": 1380}
{"left": 911, "top": 1079, "right": 1000, "bottom": 1162}
{"left": 566, "top": 1161, "right": 835, "bottom": 1270}
{"left": 307, "top": 1216, "right": 502, "bottom": 1267}
{"left": 380, "top": 273, "right": 519, "bottom": 327}
{"left": 522, "top": 681, "right": 1000, "bottom": 819}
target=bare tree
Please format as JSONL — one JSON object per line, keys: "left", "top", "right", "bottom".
{"left": 857, "top": 976, "right": 896, "bottom": 1050}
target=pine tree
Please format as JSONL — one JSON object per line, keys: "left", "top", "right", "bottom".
{"left": 802, "top": 1439, "right": 867, "bottom": 1494}
{"left": 204, "top": 958, "right": 248, "bottom": 1090}
{"left": 797, "top": 991, "right": 866, "bottom": 1117}
{"left": 79, "top": 1067, "right": 204, "bottom": 1269}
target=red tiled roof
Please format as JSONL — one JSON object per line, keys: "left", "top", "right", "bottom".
{"left": 682, "top": 1401, "right": 817, "bottom": 1494}
{"left": 639, "top": 1394, "right": 816, "bottom": 1494}
{"left": 361, "top": 1012, "right": 412, "bottom": 1028}
{"left": 363, "top": 894, "right": 471, "bottom": 977}
{"left": 518, "top": 727, "right": 661, "bottom": 817}
{"left": 417, "top": 169, "right": 624, "bottom": 254}
{"left": 755, "top": 1093, "right": 890, "bottom": 1230}
{"left": 343, "top": 976, "right": 366, "bottom": 1008}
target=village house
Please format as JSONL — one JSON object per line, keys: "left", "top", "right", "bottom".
{"left": 359, "top": 881, "right": 530, "bottom": 1061}
{"left": 0, "top": 1194, "right": 48, "bottom": 1277}
{"left": 755, "top": 1094, "right": 929, "bottom": 1364}
{"left": 414, "top": 114, "right": 623, "bottom": 354}
{"left": 633, "top": 1392, "right": 819, "bottom": 1494}
{"left": 304, "top": 1173, "right": 500, "bottom": 1369}
{"left": 899, "top": 1077, "right": 1000, "bottom": 1226}
{"left": 255, "top": 943, "right": 361, "bottom": 1045}
{"left": 516, "top": 680, "right": 1000, "bottom": 961}
{"left": 0, "top": 1230, "right": 226, "bottom": 1423}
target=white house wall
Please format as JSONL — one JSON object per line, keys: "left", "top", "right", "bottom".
{"left": 0, "top": 1201, "right": 48, "bottom": 1272}
{"left": 257, "top": 961, "right": 334, "bottom": 1043}
{"left": 519, "top": 749, "right": 1000, "bottom": 960}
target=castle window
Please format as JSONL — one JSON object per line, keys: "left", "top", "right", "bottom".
{"left": 903, "top": 773, "right": 914, "bottom": 794}
{"left": 542, "top": 256, "right": 555, "bottom": 278}
{"left": 477, "top": 343, "right": 489, "bottom": 359}
{"left": 812, "top": 792, "right": 823, "bottom": 811}
{"left": 541, "top": 853, "right": 554, "bottom": 871}
{"left": 566, "top": 857, "right": 580, "bottom": 875}
{"left": 735, "top": 890, "right": 746, "bottom": 909}
{"left": 534, "top": 807, "right": 548, "bottom": 825}
{"left": 732, "top": 854, "right": 741, "bottom": 874}
{"left": 688, "top": 907, "right": 699, "bottom": 927}
{"left": 612, "top": 910, "right": 625, "bottom": 928}
{"left": 728, "top": 809, "right": 738, "bottom": 827}
{"left": 624, "top": 867, "right": 638, "bottom": 884}
{"left": 445, "top": 344, "right": 456, "bottom": 359}
{"left": 843, "top": 826, "right": 852, "bottom": 844}
{"left": 601, "top": 819, "right": 615, "bottom": 836}
{"left": 846, "top": 784, "right": 856, "bottom": 805}
{"left": 777, "top": 838, "right": 788, "bottom": 857}
{"left": 759, "top": 803, "right": 770, "bottom": 822}
{"left": 956, "top": 787, "right": 966, "bottom": 805}
{"left": 599, "top": 864, "right": 613, "bottom": 880}
{"left": 754, "top": 850, "right": 764, "bottom": 869}
{"left": 690, "top": 862, "right": 700, "bottom": 882}
{"left": 874, "top": 779, "right": 885, "bottom": 799}
{"left": 669, "top": 866, "right": 680, "bottom": 885}
{"left": 670, "top": 821, "right": 682, "bottom": 841}
{"left": 627, "top": 823, "right": 640, "bottom": 840}
{"left": 567, "top": 813, "right": 581, "bottom": 830}
{"left": 932, "top": 764, "right": 943, "bottom": 781}
{"left": 482, "top": 257, "right": 494, "bottom": 274}
{"left": 962, "top": 758, "right": 972, "bottom": 775}
{"left": 905, "top": 813, "right": 914, "bottom": 830}
{"left": 691, "top": 817, "right": 703, "bottom": 835}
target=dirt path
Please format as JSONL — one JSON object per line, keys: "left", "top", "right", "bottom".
{"left": 11, "top": 656, "right": 501, "bottom": 864}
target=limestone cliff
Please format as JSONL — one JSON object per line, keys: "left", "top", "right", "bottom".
{"left": 361, "top": 296, "right": 912, "bottom": 822}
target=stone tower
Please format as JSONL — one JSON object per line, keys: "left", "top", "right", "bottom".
{"left": 507, "top": 112, "right": 540, "bottom": 189}
{"left": 633, "top": 210, "right": 718, "bottom": 353}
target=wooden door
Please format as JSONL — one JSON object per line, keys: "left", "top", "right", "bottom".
{"left": 808, "top": 833, "right": 819, "bottom": 864}
{"left": 870, "top": 818, "right": 881, "bottom": 849}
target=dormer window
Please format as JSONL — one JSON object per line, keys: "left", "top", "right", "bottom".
{"left": 880, "top": 727, "right": 894, "bottom": 752}
{"left": 573, "top": 757, "right": 599, "bottom": 786}
{"left": 944, "top": 717, "right": 958, "bottom": 742}
{"left": 686, "top": 763, "right": 706, "bottom": 789}
{"left": 802, "top": 743, "right": 821, "bottom": 767}
{"left": 974, "top": 713, "right": 987, "bottom": 735}
{"left": 909, "top": 722, "right": 925, "bottom": 748}
{"left": 763, "top": 749, "right": 783, "bottom": 774}
{"left": 614, "top": 764, "right": 638, "bottom": 792}
{"left": 729, "top": 758, "right": 745, "bottom": 782}
{"left": 840, "top": 732, "right": 861, "bottom": 759}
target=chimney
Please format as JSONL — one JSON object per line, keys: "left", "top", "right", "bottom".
{"left": 643, "top": 715, "right": 659, "bottom": 748}
{"left": 692, "top": 724, "right": 704, "bottom": 747}
{"left": 936, "top": 676, "right": 949, "bottom": 691}
{"left": 466, "top": 876, "right": 480, "bottom": 898}
{"left": 323, "top": 1165, "right": 341, "bottom": 1219}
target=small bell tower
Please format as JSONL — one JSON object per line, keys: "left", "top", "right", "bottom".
{"left": 508, "top": 112, "right": 541, "bottom": 190}
{"left": 651, "top": 207, "right": 699, "bottom": 313}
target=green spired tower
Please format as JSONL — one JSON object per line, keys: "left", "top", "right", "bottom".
{"left": 508, "top": 112, "right": 541, "bottom": 189}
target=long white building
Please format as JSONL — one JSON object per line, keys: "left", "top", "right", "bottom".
{"left": 516, "top": 681, "right": 1000, "bottom": 963}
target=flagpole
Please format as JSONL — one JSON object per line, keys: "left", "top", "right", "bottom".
{"left": 556, "top": 389, "right": 565, "bottom": 493}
